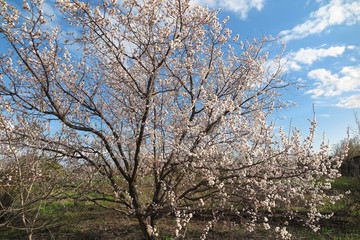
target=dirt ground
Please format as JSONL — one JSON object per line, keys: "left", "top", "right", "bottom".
{"left": 1, "top": 202, "right": 359, "bottom": 240}
{"left": 27, "top": 208, "right": 358, "bottom": 240}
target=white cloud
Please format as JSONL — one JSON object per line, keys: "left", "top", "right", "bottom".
{"left": 285, "top": 46, "right": 346, "bottom": 71}
{"left": 42, "top": 1, "right": 56, "bottom": 17}
{"left": 318, "top": 114, "right": 331, "bottom": 117}
{"left": 306, "top": 65, "right": 360, "bottom": 98}
{"left": 280, "top": 0, "right": 360, "bottom": 42}
{"left": 293, "top": 46, "right": 345, "bottom": 65}
{"left": 286, "top": 61, "right": 302, "bottom": 71}
{"left": 336, "top": 95, "right": 360, "bottom": 108}
{"left": 195, "top": 0, "right": 265, "bottom": 19}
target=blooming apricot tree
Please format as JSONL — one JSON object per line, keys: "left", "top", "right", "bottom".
{"left": 0, "top": 0, "right": 344, "bottom": 239}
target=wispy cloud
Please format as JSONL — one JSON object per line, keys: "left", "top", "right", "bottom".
{"left": 42, "top": 1, "right": 57, "bottom": 17}
{"left": 279, "top": 0, "right": 360, "bottom": 42}
{"left": 306, "top": 65, "right": 360, "bottom": 98}
{"left": 195, "top": 0, "right": 265, "bottom": 19}
{"left": 336, "top": 95, "right": 360, "bottom": 108}
{"left": 285, "top": 46, "right": 346, "bottom": 71}
{"left": 318, "top": 114, "right": 331, "bottom": 117}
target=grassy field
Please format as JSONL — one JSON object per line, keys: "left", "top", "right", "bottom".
{"left": 1, "top": 177, "right": 360, "bottom": 239}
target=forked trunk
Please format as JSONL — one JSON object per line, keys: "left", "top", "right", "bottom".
{"left": 137, "top": 215, "right": 156, "bottom": 240}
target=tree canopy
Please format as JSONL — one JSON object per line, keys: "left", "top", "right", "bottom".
{"left": 0, "top": 0, "right": 345, "bottom": 239}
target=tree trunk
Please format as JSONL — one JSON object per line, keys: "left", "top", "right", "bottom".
{"left": 128, "top": 182, "right": 156, "bottom": 239}
{"left": 136, "top": 215, "right": 155, "bottom": 240}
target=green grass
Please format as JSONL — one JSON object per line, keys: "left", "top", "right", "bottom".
{"left": 291, "top": 224, "right": 360, "bottom": 240}
{"left": 1, "top": 176, "right": 359, "bottom": 239}
{"left": 327, "top": 177, "right": 360, "bottom": 215}
{"left": 0, "top": 227, "right": 27, "bottom": 240}
{"left": 331, "top": 177, "right": 360, "bottom": 192}
{"left": 162, "top": 234, "right": 175, "bottom": 240}
{"left": 290, "top": 176, "right": 360, "bottom": 239}
{"left": 0, "top": 199, "right": 106, "bottom": 239}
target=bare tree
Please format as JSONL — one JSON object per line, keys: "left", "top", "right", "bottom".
{"left": 0, "top": 107, "right": 64, "bottom": 240}
{"left": 0, "top": 0, "right": 344, "bottom": 239}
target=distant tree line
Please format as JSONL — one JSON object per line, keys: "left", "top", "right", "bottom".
{"left": 333, "top": 113, "right": 360, "bottom": 179}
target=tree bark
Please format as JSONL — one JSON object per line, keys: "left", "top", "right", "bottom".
{"left": 136, "top": 215, "right": 155, "bottom": 240}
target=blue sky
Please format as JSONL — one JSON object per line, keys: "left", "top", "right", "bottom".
{"left": 2, "top": 0, "right": 360, "bottom": 151}
{"left": 195, "top": 0, "right": 360, "bottom": 149}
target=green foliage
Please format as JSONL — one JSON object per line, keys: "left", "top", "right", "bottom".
{"left": 333, "top": 137, "right": 360, "bottom": 161}
{"left": 333, "top": 137, "right": 360, "bottom": 178}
